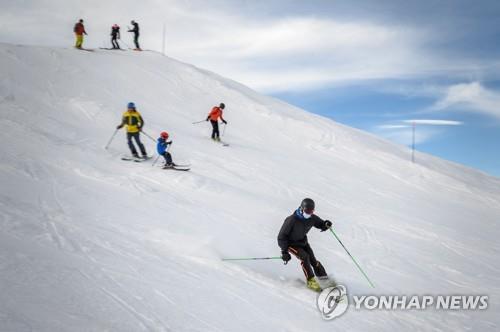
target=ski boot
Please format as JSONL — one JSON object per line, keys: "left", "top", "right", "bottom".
{"left": 307, "top": 277, "right": 322, "bottom": 292}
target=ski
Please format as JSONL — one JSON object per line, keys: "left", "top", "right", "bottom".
{"left": 212, "top": 139, "right": 229, "bottom": 146}
{"left": 121, "top": 156, "right": 152, "bottom": 162}
{"left": 76, "top": 48, "right": 94, "bottom": 52}
{"left": 170, "top": 163, "right": 191, "bottom": 168}
{"left": 162, "top": 166, "right": 190, "bottom": 171}
{"left": 99, "top": 47, "right": 126, "bottom": 51}
{"left": 134, "top": 156, "right": 152, "bottom": 162}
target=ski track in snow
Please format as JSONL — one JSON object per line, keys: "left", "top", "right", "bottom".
{"left": 0, "top": 43, "right": 499, "bottom": 331}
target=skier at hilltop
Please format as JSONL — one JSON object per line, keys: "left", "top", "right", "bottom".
{"left": 73, "top": 19, "right": 88, "bottom": 49}
{"left": 128, "top": 20, "right": 141, "bottom": 51}
{"left": 157, "top": 131, "right": 175, "bottom": 168}
{"left": 116, "top": 102, "right": 148, "bottom": 159}
{"left": 278, "top": 198, "right": 333, "bottom": 292}
{"left": 110, "top": 24, "right": 120, "bottom": 49}
{"left": 206, "top": 103, "right": 227, "bottom": 142}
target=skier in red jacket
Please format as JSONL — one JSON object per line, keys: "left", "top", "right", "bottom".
{"left": 206, "top": 103, "right": 227, "bottom": 141}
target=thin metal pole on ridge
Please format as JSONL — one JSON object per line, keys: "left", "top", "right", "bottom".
{"left": 329, "top": 228, "right": 375, "bottom": 288}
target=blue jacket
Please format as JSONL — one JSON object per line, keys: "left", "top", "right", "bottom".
{"left": 157, "top": 138, "right": 170, "bottom": 155}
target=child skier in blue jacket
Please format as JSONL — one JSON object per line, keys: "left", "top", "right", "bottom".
{"left": 157, "top": 131, "right": 174, "bottom": 168}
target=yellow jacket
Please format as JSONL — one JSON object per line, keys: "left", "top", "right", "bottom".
{"left": 118, "top": 110, "right": 144, "bottom": 133}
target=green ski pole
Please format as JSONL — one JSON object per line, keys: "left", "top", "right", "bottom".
{"left": 329, "top": 228, "right": 375, "bottom": 288}
{"left": 222, "top": 256, "right": 281, "bottom": 262}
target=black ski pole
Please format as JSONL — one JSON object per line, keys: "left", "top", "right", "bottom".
{"left": 105, "top": 129, "right": 119, "bottom": 150}
{"left": 141, "top": 131, "right": 156, "bottom": 142}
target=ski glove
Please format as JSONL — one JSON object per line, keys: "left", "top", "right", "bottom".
{"left": 321, "top": 220, "right": 333, "bottom": 231}
{"left": 206, "top": 117, "right": 210, "bottom": 121}
{"left": 166, "top": 141, "right": 173, "bottom": 145}
{"left": 116, "top": 124, "right": 123, "bottom": 129}
{"left": 281, "top": 251, "right": 291, "bottom": 263}
{"left": 222, "top": 120, "right": 228, "bottom": 125}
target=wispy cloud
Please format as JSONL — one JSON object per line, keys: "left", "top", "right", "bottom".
{"left": 431, "top": 82, "right": 500, "bottom": 119}
{"left": 375, "top": 119, "right": 463, "bottom": 145}
{"left": 403, "top": 119, "right": 463, "bottom": 126}
{"left": 374, "top": 126, "right": 439, "bottom": 145}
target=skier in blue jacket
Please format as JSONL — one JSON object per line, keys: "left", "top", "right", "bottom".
{"left": 157, "top": 131, "right": 174, "bottom": 168}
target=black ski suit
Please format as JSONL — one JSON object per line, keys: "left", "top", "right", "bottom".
{"left": 111, "top": 26, "right": 120, "bottom": 49}
{"left": 277, "top": 210, "right": 329, "bottom": 280}
{"left": 128, "top": 22, "right": 140, "bottom": 49}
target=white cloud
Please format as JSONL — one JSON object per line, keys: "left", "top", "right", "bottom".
{"left": 431, "top": 82, "right": 500, "bottom": 119}
{"left": 403, "top": 119, "right": 463, "bottom": 126}
{"left": 376, "top": 119, "right": 462, "bottom": 145}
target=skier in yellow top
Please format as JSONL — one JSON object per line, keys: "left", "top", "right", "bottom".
{"left": 116, "top": 102, "right": 148, "bottom": 158}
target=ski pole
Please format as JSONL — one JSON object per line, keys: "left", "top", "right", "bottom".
{"left": 192, "top": 120, "right": 205, "bottom": 124}
{"left": 118, "top": 39, "right": 131, "bottom": 49}
{"left": 221, "top": 256, "right": 281, "bottom": 261}
{"left": 152, "top": 155, "right": 160, "bottom": 167}
{"left": 141, "top": 130, "right": 157, "bottom": 142}
{"left": 329, "top": 228, "right": 375, "bottom": 288}
{"left": 222, "top": 123, "right": 227, "bottom": 136}
{"left": 104, "top": 129, "right": 119, "bottom": 150}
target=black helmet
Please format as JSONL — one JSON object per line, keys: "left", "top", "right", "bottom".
{"left": 219, "top": 103, "right": 225, "bottom": 109}
{"left": 300, "top": 198, "right": 315, "bottom": 214}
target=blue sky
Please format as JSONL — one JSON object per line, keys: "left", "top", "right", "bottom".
{"left": 1, "top": 0, "right": 499, "bottom": 176}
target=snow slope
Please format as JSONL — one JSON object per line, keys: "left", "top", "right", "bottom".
{"left": 0, "top": 43, "right": 499, "bottom": 331}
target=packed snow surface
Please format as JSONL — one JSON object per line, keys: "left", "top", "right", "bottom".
{"left": 0, "top": 43, "right": 499, "bottom": 331}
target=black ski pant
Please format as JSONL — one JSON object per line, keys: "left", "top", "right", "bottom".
{"left": 161, "top": 152, "right": 172, "bottom": 165}
{"left": 127, "top": 132, "right": 146, "bottom": 156}
{"left": 133, "top": 33, "right": 140, "bottom": 49}
{"left": 288, "top": 243, "right": 327, "bottom": 280}
{"left": 210, "top": 120, "right": 219, "bottom": 139}
{"left": 111, "top": 36, "right": 119, "bottom": 49}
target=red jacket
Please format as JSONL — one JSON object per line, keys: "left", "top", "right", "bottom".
{"left": 208, "top": 106, "right": 224, "bottom": 121}
{"left": 74, "top": 23, "right": 86, "bottom": 36}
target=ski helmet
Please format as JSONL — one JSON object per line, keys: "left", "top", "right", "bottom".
{"left": 300, "top": 198, "right": 315, "bottom": 214}
{"left": 113, "top": 24, "right": 119, "bottom": 28}
{"left": 219, "top": 103, "right": 225, "bottom": 109}
{"left": 127, "top": 102, "right": 136, "bottom": 109}
{"left": 160, "top": 131, "right": 169, "bottom": 139}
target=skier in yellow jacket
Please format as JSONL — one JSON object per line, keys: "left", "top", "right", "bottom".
{"left": 116, "top": 102, "right": 148, "bottom": 158}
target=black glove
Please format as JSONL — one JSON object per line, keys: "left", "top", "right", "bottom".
{"left": 206, "top": 117, "right": 210, "bottom": 121}
{"left": 322, "top": 220, "right": 333, "bottom": 231}
{"left": 281, "top": 251, "right": 291, "bottom": 263}
{"left": 166, "top": 141, "right": 173, "bottom": 145}
{"left": 222, "top": 120, "right": 227, "bottom": 124}
{"left": 116, "top": 125, "right": 122, "bottom": 129}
